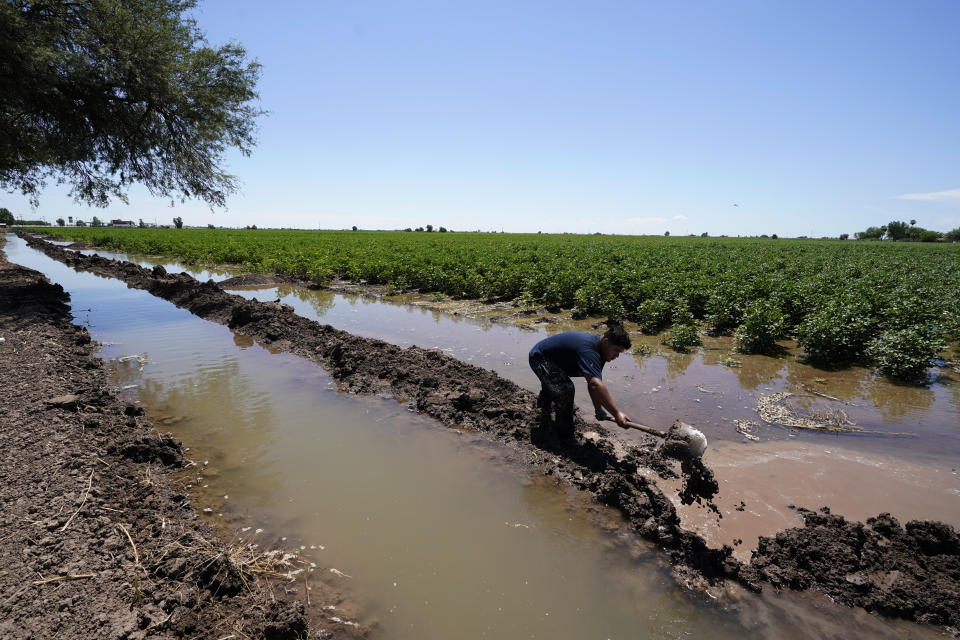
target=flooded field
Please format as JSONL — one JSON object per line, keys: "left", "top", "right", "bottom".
{"left": 8, "top": 234, "right": 958, "bottom": 638}
{"left": 57, "top": 242, "right": 960, "bottom": 540}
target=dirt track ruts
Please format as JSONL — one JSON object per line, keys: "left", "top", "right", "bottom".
{"left": 17, "top": 231, "right": 960, "bottom": 633}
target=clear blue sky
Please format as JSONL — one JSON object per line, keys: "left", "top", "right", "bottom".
{"left": 5, "top": 0, "right": 959, "bottom": 236}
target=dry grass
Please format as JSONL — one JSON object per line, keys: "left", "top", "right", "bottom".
{"left": 733, "top": 419, "right": 760, "bottom": 441}
{"left": 756, "top": 392, "right": 864, "bottom": 433}
{"left": 755, "top": 392, "right": 912, "bottom": 436}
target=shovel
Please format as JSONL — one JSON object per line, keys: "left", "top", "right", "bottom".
{"left": 600, "top": 416, "right": 708, "bottom": 459}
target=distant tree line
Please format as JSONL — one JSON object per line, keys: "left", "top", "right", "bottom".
{"left": 402, "top": 225, "right": 450, "bottom": 232}
{"left": 853, "top": 220, "right": 960, "bottom": 242}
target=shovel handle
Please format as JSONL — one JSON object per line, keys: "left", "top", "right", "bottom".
{"left": 598, "top": 415, "right": 668, "bottom": 439}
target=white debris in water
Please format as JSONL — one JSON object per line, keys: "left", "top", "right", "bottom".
{"left": 330, "top": 568, "right": 353, "bottom": 578}
{"left": 734, "top": 419, "right": 760, "bottom": 441}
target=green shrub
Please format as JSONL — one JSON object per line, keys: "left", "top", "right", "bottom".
{"left": 866, "top": 326, "right": 946, "bottom": 380}
{"left": 636, "top": 298, "right": 674, "bottom": 334}
{"left": 661, "top": 322, "right": 702, "bottom": 352}
{"left": 796, "top": 301, "right": 874, "bottom": 364}
{"left": 735, "top": 300, "right": 787, "bottom": 354}
{"left": 661, "top": 306, "right": 702, "bottom": 351}
{"left": 704, "top": 287, "right": 745, "bottom": 335}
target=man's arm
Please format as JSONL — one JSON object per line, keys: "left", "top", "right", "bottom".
{"left": 585, "top": 375, "right": 629, "bottom": 426}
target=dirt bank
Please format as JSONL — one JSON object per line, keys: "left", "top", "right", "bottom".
{"left": 0, "top": 235, "right": 361, "bottom": 639}
{"left": 16, "top": 232, "right": 960, "bottom": 633}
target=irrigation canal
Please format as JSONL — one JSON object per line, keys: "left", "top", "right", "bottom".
{"left": 6, "top": 232, "right": 956, "bottom": 639}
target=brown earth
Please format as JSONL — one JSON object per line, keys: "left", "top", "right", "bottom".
{"left": 13, "top": 231, "right": 960, "bottom": 634}
{"left": 0, "top": 235, "right": 364, "bottom": 640}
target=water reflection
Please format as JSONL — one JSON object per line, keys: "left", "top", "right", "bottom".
{"left": 864, "top": 376, "right": 936, "bottom": 420}
{"left": 664, "top": 349, "right": 695, "bottom": 381}
{"left": 729, "top": 353, "right": 788, "bottom": 391}
{"left": 274, "top": 284, "right": 335, "bottom": 317}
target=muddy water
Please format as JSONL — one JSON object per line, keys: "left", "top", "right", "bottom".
{"left": 44, "top": 243, "right": 960, "bottom": 550}
{"left": 10, "top": 234, "right": 956, "bottom": 638}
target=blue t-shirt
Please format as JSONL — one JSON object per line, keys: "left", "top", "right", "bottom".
{"left": 529, "top": 331, "right": 604, "bottom": 379}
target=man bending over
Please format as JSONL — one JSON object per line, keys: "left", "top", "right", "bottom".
{"left": 528, "top": 325, "right": 632, "bottom": 440}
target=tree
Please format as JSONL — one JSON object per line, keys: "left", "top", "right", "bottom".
{"left": 438, "top": 226, "right": 447, "bottom": 232}
{"left": 855, "top": 226, "right": 884, "bottom": 240}
{"left": 886, "top": 220, "right": 909, "bottom": 241}
{"left": 426, "top": 224, "right": 433, "bottom": 232}
{"left": 92, "top": 216, "right": 102, "bottom": 227}
{"left": 664, "top": 231, "right": 670, "bottom": 237}
{"left": 138, "top": 218, "right": 145, "bottom": 228}
{"left": 910, "top": 219, "right": 917, "bottom": 226}
{"left": 56, "top": 217, "right": 64, "bottom": 226}
{"left": 173, "top": 216, "right": 183, "bottom": 229}
{"left": 771, "top": 233, "right": 778, "bottom": 239}
{"left": 0, "top": 0, "right": 264, "bottom": 208}
{"left": 0, "top": 207, "right": 14, "bottom": 225}
{"left": 839, "top": 233, "right": 849, "bottom": 240}
{"left": 352, "top": 225, "right": 358, "bottom": 231}
{"left": 946, "top": 227, "right": 960, "bottom": 242}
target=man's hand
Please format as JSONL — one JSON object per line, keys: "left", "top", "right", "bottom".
{"left": 614, "top": 410, "right": 630, "bottom": 427}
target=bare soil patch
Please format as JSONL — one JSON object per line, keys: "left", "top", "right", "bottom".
{"left": 16, "top": 231, "right": 960, "bottom": 634}
{"left": 0, "top": 235, "right": 361, "bottom": 639}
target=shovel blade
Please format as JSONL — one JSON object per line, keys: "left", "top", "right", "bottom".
{"left": 669, "top": 420, "right": 708, "bottom": 458}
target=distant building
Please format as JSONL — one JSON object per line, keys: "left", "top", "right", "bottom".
{"left": 109, "top": 219, "right": 136, "bottom": 228}
{"left": 76, "top": 220, "right": 87, "bottom": 226}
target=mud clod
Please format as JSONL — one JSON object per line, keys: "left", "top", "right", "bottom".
{"left": 741, "top": 509, "right": 960, "bottom": 628}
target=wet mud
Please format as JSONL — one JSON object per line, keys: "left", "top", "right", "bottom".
{"left": 741, "top": 508, "right": 960, "bottom": 629}
{"left": 17, "top": 231, "right": 960, "bottom": 633}
{"left": 218, "top": 272, "right": 299, "bottom": 288}
{"left": 0, "top": 237, "right": 364, "bottom": 638}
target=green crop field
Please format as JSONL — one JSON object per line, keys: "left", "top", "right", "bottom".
{"left": 31, "top": 227, "right": 960, "bottom": 380}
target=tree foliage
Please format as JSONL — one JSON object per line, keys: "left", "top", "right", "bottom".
{"left": 0, "top": 207, "right": 14, "bottom": 224}
{"left": 0, "top": 0, "right": 264, "bottom": 207}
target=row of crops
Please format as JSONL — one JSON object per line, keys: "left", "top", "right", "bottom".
{"left": 32, "top": 228, "right": 960, "bottom": 380}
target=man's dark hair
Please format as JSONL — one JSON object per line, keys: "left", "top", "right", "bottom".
{"left": 603, "top": 324, "right": 632, "bottom": 349}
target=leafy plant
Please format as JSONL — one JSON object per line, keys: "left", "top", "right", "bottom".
{"left": 866, "top": 326, "right": 946, "bottom": 380}
{"left": 735, "top": 300, "right": 787, "bottom": 354}
{"left": 636, "top": 298, "right": 674, "bottom": 334}
{"left": 661, "top": 306, "right": 702, "bottom": 352}
{"left": 796, "top": 300, "right": 875, "bottom": 364}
